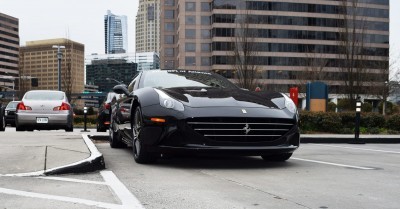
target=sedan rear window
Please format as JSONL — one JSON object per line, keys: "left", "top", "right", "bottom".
{"left": 6, "top": 102, "right": 19, "bottom": 108}
{"left": 24, "top": 91, "right": 65, "bottom": 101}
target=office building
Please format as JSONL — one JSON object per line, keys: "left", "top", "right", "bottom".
{"left": 105, "top": 10, "right": 128, "bottom": 54}
{"left": 85, "top": 52, "right": 159, "bottom": 71}
{"left": 136, "top": 0, "right": 161, "bottom": 53}
{"left": 0, "top": 12, "right": 19, "bottom": 91}
{"left": 19, "top": 38, "right": 85, "bottom": 95}
{"left": 86, "top": 58, "right": 138, "bottom": 92}
{"left": 160, "top": 0, "right": 389, "bottom": 96}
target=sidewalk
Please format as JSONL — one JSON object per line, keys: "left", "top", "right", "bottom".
{"left": 0, "top": 129, "right": 104, "bottom": 176}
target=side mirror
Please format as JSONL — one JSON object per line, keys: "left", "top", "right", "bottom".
{"left": 112, "top": 84, "right": 130, "bottom": 96}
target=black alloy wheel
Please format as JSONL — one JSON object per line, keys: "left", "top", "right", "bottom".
{"left": 132, "top": 106, "right": 158, "bottom": 164}
{"left": 261, "top": 153, "right": 293, "bottom": 162}
{"left": 109, "top": 119, "right": 126, "bottom": 148}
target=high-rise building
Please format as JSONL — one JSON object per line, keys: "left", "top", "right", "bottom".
{"left": 136, "top": 0, "right": 161, "bottom": 53}
{"left": 0, "top": 12, "right": 19, "bottom": 91}
{"left": 19, "top": 38, "right": 85, "bottom": 95}
{"left": 160, "top": 0, "right": 389, "bottom": 97}
{"left": 105, "top": 10, "right": 128, "bottom": 54}
{"left": 86, "top": 58, "right": 137, "bottom": 92}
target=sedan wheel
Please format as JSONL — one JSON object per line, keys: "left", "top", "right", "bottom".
{"left": 109, "top": 121, "right": 126, "bottom": 148}
{"left": 132, "top": 106, "right": 158, "bottom": 164}
{"left": 261, "top": 153, "right": 292, "bottom": 162}
{"left": 0, "top": 116, "right": 5, "bottom": 131}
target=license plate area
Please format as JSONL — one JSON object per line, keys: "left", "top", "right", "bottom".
{"left": 36, "top": 117, "right": 48, "bottom": 123}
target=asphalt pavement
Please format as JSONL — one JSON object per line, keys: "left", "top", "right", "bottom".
{"left": 1, "top": 126, "right": 399, "bottom": 177}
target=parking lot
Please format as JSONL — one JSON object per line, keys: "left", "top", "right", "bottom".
{"left": 1, "top": 129, "right": 400, "bottom": 209}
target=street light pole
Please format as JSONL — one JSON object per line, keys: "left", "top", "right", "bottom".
{"left": 52, "top": 45, "right": 65, "bottom": 91}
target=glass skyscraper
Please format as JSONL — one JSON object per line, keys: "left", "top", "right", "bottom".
{"left": 104, "top": 10, "right": 128, "bottom": 54}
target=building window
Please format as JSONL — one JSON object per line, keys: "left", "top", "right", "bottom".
{"left": 201, "top": 57, "right": 211, "bottom": 66}
{"left": 165, "top": 23, "right": 175, "bottom": 31}
{"left": 165, "top": 35, "right": 174, "bottom": 44}
{"left": 185, "top": 2, "right": 196, "bottom": 11}
{"left": 165, "top": 48, "right": 174, "bottom": 57}
{"left": 185, "top": 29, "right": 196, "bottom": 39}
{"left": 165, "top": 0, "right": 174, "bottom": 6}
{"left": 201, "top": 29, "right": 211, "bottom": 38}
{"left": 185, "top": 43, "right": 196, "bottom": 52}
{"left": 185, "top": 16, "right": 196, "bottom": 25}
{"left": 201, "top": 43, "right": 211, "bottom": 52}
{"left": 185, "top": 56, "right": 196, "bottom": 66}
{"left": 201, "top": 16, "right": 210, "bottom": 25}
{"left": 165, "top": 10, "right": 174, "bottom": 19}
{"left": 201, "top": 2, "right": 211, "bottom": 12}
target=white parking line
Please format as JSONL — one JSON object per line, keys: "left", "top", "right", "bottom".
{"left": 292, "top": 157, "right": 376, "bottom": 170}
{"left": 0, "top": 171, "right": 145, "bottom": 209}
{"left": 101, "top": 171, "right": 145, "bottom": 209}
{"left": 312, "top": 144, "right": 400, "bottom": 154}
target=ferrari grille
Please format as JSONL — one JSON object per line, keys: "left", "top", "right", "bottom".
{"left": 186, "top": 118, "right": 295, "bottom": 143}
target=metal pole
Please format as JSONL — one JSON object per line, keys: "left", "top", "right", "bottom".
{"left": 57, "top": 48, "right": 62, "bottom": 91}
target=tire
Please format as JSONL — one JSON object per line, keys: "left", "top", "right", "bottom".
{"left": 109, "top": 121, "right": 126, "bottom": 148}
{"left": 97, "top": 122, "right": 106, "bottom": 132}
{"left": 65, "top": 123, "right": 74, "bottom": 132}
{"left": 261, "top": 153, "right": 293, "bottom": 162}
{"left": 132, "top": 106, "right": 159, "bottom": 164}
{"left": 0, "top": 115, "right": 5, "bottom": 131}
{"left": 16, "top": 125, "right": 24, "bottom": 132}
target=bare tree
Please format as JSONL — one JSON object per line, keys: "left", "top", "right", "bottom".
{"left": 230, "top": 11, "right": 261, "bottom": 90}
{"left": 337, "top": 0, "right": 376, "bottom": 103}
{"left": 62, "top": 38, "right": 75, "bottom": 103}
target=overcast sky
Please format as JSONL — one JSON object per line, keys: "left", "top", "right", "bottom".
{"left": 1, "top": 0, "right": 398, "bottom": 56}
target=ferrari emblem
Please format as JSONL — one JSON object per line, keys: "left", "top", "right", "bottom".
{"left": 243, "top": 124, "right": 251, "bottom": 135}
{"left": 242, "top": 109, "right": 247, "bottom": 114}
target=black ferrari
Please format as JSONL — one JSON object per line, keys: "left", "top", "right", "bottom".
{"left": 110, "top": 70, "right": 299, "bottom": 164}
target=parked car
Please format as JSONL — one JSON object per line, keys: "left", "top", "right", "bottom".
{"left": 109, "top": 93, "right": 132, "bottom": 148}
{"left": 96, "top": 92, "right": 116, "bottom": 132}
{"left": 110, "top": 70, "right": 300, "bottom": 164}
{"left": 5, "top": 101, "right": 20, "bottom": 127}
{"left": 0, "top": 102, "right": 5, "bottom": 131}
{"left": 15, "top": 90, "right": 74, "bottom": 132}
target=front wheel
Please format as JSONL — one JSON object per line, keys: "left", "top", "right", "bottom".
{"left": 0, "top": 115, "right": 5, "bottom": 131}
{"left": 261, "top": 153, "right": 292, "bottom": 162}
{"left": 132, "top": 106, "right": 159, "bottom": 164}
{"left": 109, "top": 122, "right": 126, "bottom": 148}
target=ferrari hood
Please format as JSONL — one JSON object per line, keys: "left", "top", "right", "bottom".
{"left": 162, "top": 87, "right": 285, "bottom": 109}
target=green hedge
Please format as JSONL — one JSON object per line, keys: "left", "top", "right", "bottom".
{"left": 299, "top": 111, "right": 399, "bottom": 134}
{"left": 73, "top": 115, "right": 97, "bottom": 124}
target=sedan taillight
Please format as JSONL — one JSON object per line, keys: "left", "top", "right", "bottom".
{"left": 17, "top": 102, "right": 32, "bottom": 111}
{"left": 54, "top": 102, "right": 71, "bottom": 111}
{"left": 104, "top": 103, "right": 111, "bottom": 109}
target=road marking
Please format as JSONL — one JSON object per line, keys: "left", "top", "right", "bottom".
{"left": 0, "top": 187, "right": 122, "bottom": 209}
{"left": 101, "top": 171, "right": 145, "bottom": 209}
{"left": 292, "top": 157, "right": 376, "bottom": 170}
{"left": 312, "top": 144, "right": 400, "bottom": 154}
{"left": 0, "top": 171, "right": 145, "bottom": 209}
{"left": 37, "top": 176, "right": 107, "bottom": 185}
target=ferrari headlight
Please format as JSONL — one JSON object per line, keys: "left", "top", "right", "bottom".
{"left": 154, "top": 89, "right": 184, "bottom": 111}
{"left": 282, "top": 94, "right": 297, "bottom": 114}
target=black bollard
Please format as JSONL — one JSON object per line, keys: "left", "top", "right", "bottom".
{"left": 350, "top": 97, "right": 364, "bottom": 144}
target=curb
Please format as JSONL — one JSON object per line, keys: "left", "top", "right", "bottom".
{"left": 301, "top": 135, "right": 400, "bottom": 144}
{"left": 1, "top": 134, "right": 105, "bottom": 177}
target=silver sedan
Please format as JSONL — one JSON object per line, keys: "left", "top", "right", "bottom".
{"left": 15, "top": 90, "right": 74, "bottom": 132}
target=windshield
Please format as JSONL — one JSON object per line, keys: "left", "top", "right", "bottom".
{"left": 142, "top": 70, "right": 238, "bottom": 89}
{"left": 6, "top": 101, "right": 19, "bottom": 109}
{"left": 24, "top": 91, "right": 65, "bottom": 101}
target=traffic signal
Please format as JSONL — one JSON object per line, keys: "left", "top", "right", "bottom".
{"left": 31, "top": 78, "right": 38, "bottom": 87}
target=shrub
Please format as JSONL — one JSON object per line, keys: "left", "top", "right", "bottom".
{"left": 339, "top": 112, "right": 355, "bottom": 130}
{"left": 368, "top": 127, "right": 380, "bottom": 134}
{"left": 337, "top": 99, "right": 353, "bottom": 112}
{"left": 386, "top": 114, "right": 400, "bottom": 131}
{"left": 360, "top": 113, "right": 385, "bottom": 128}
{"left": 327, "top": 102, "right": 337, "bottom": 112}
{"left": 320, "top": 112, "right": 342, "bottom": 133}
{"left": 362, "top": 102, "right": 373, "bottom": 112}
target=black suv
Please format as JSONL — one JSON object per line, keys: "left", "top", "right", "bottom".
{"left": 96, "top": 92, "right": 116, "bottom": 132}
